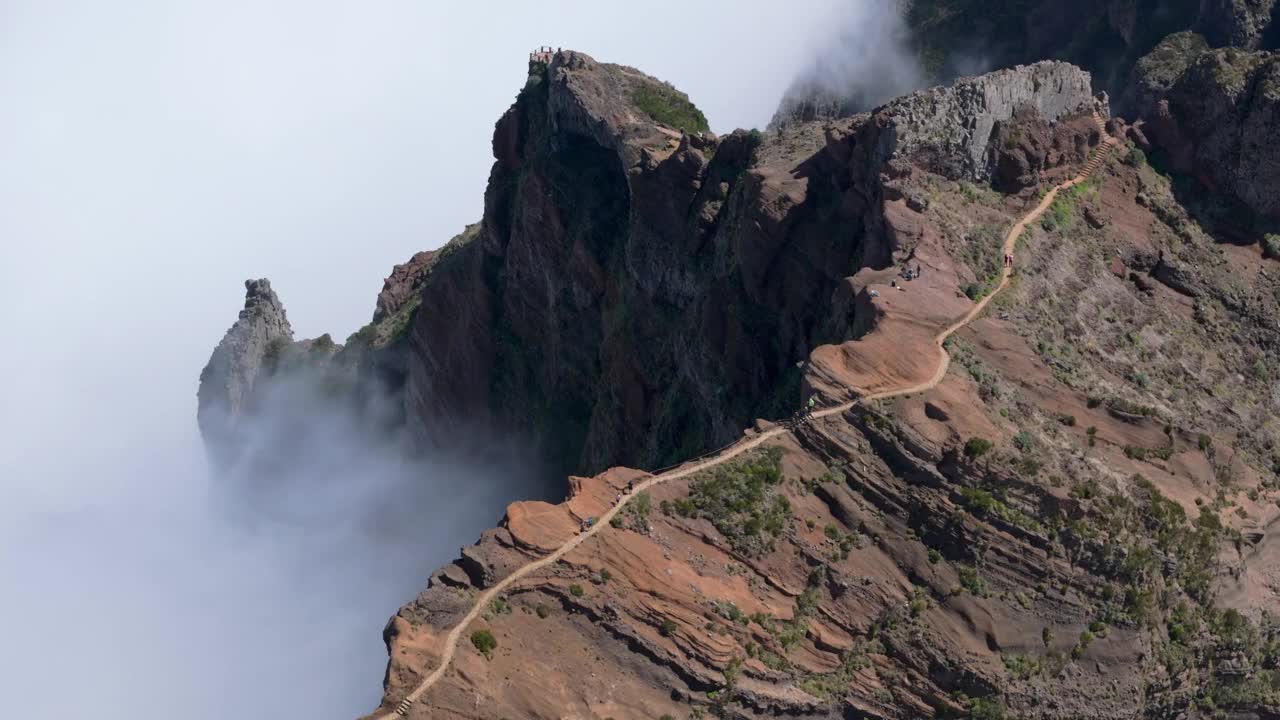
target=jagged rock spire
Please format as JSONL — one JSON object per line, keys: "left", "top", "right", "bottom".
{"left": 197, "top": 278, "right": 292, "bottom": 466}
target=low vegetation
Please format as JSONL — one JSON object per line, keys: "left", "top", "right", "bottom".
{"left": 666, "top": 447, "right": 790, "bottom": 556}
{"left": 959, "top": 486, "right": 1043, "bottom": 532}
{"left": 958, "top": 224, "right": 1004, "bottom": 301}
{"left": 1040, "top": 180, "right": 1095, "bottom": 234}
{"left": 628, "top": 80, "right": 709, "bottom": 134}
{"left": 610, "top": 490, "right": 651, "bottom": 531}
{"left": 964, "top": 437, "right": 994, "bottom": 459}
{"left": 470, "top": 628, "right": 497, "bottom": 659}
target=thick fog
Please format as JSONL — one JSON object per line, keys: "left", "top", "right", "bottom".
{"left": 1, "top": 1, "right": 854, "bottom": 718}
{"left": 773, "top": 0, "right": 930, "bottom": 125}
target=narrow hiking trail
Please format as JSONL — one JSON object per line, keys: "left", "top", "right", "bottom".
{"left": 376, "top": 114, "right": 1120, "bottom": 719}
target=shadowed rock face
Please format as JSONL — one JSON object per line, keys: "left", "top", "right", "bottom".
{"left": 1197, "top": 0, "right": 1279, "bottom": 49}
{"left": 399, "top": 51, "right": 866, "bottom": 475}
{"left": 197, "top": 278, "right": 292, "bottom": 467}
{"left": 1132, "top": 34, "right": 1280, "bottom": 222}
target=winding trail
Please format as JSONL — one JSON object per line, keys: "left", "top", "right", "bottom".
{"left": 376, "top": 114, "right": 1119, "bottom": 719}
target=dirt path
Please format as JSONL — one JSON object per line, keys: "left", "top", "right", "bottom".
{"left": 375, "top": 115, "right": 1119, "bottom": 719}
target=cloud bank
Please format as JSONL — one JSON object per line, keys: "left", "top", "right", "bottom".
{"left": 771, "top": 0, "right": 927, "bottom": 126}
{"left": 0, "top": 1, "right": 888, "bottom": 717}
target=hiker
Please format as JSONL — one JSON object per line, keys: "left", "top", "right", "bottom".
{"left": 916, "top": 264, "right": 922, "bottom": 277}
{"left": 891, "top": 279, "right": 898, "bottom": 289}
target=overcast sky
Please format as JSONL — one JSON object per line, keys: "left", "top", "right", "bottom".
{"left": 0, "top": 2, "right": 869, "bottom": 718}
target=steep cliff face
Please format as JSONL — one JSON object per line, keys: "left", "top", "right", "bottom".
{"left": 1131, "top": 35, "right": 1280, "bottom": 225}
{"left": 397, "top": 51, "right": 865, "bottom": 475}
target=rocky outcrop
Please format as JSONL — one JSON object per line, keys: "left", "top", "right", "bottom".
{"left": 373, "top": 249, "right": 437, "bottom": 323}
{"left": 1196, "top": 0, "right": 1279, "bottom": 49}
{"left": 870, "top": 62, "right": 1100, "bottom": 183}
{"left": 197, "top": 278, "right": 292, "bottom": 465}
{"left": 1134, "top": 38, "right": 1280, "bottom": 220}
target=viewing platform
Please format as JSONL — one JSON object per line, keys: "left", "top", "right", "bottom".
{"left": 529, "top": 45, "right": 558, "bottom": 64}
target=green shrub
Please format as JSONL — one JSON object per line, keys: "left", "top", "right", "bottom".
{"left": 628, "top": 81, "right": 709, "bottom": 134}
{"left": 964, "top": 437, "right": 994, "bottom": 459}
{"left": 957, "top": 565, "right": 988, "bottom": 596}
{"left": 772, "top": 569, "right": 825, "bottom": 652}
{"left": 1264, "top": 234, "right": 1280, "bottom": 259}
{"left": 965, "top": 695, "right": 1008, "bottom": 720}
{"left": 535, "top": 604, "right": 550, "bottom": 619}
{"left": 1125, "top": 146, "right": 1147, "bottom": 167}
{"left": 1013, "top": 430, "right": 1035, "bottom": 453}
{"left": 660, "top": 618, "right": 677, "bottom": 637}
{"left": 1042, "top": 626, "right": 1054, "bottom": 647}
{"left": 346, "top": 322, "right": 377, "bottom": 347}
{"left": 470, "top": 629, "right": 497, "bottom": 659}
{"left": 489, "top": 596, "right": 511, "bottom": 616}
{"left": 1003, "top": 653, "right": 1041, "bottom": 679}
{"left": 959, "top": 487, "right": 1043, "bottom": 532}
{"left": 670, "top": 448, "right": 790, "bottom": 556}
{"left": 928, "top": 548, "right": 942, "bottom": 564}
{"left": 614, "top": 490, "right": 651, "bottom": 531}
{"left": 1070, "top": 478, "right": 1100, "bottom": 499}
{"left": 569, "top": 583, "right": 585, "bottom": 598}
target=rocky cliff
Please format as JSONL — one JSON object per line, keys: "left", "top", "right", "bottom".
{"left": 357, "top": 51, "right": 867, "bottom": 475}
{"left": 200, "top": 45, "right": 1280, "bottom": 720}
{"left": 1130, "top": 33, "right": 1280, "bottom": 226}
{"left": 361, "top": 54, "right": 1280, "bottom": 716}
